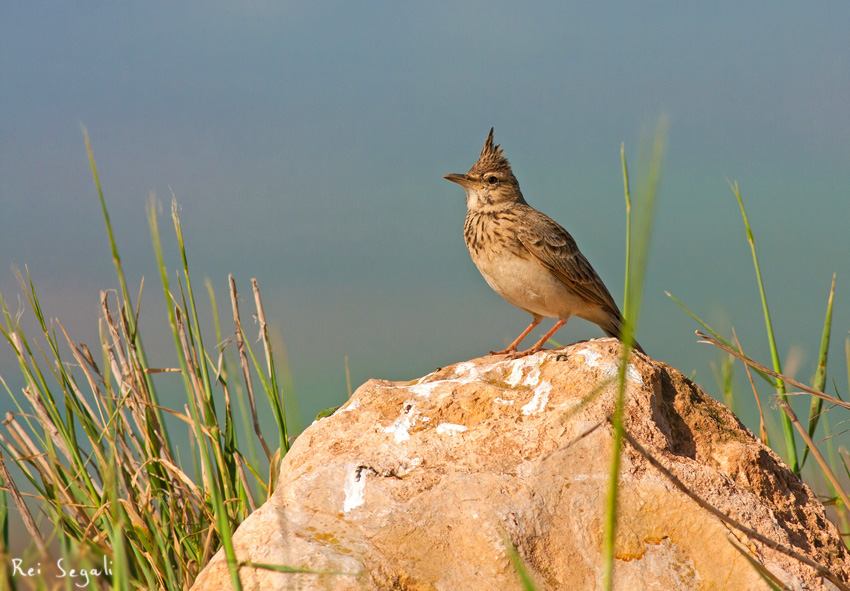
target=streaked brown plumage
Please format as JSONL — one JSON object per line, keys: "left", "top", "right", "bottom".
{"left": 445, "top": 128, "right": 644, "bottom": 357}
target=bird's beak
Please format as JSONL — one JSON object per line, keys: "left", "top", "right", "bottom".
{"left": 444, "top": 173, "right": 479, "bottom": 190}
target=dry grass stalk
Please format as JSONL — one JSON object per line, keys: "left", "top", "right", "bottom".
{"left": 733, "top": 330, "right": 769, "bottom": 443}
{"left": 252, "top": 279, "right": 272, "bottom": 378}
{"left": 697, "top": 331, "right": 850, "bottom": 411}
{"left": 775, "top": 399, "right": 850, "bottom": 513}
{"left": 0, "top": 452, "right": 45, "bottom": 550}
{"left": 229, "top": 274, "right": 271, "bottom": 461}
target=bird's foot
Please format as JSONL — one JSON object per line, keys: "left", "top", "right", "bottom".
{"left": 489, "top": 346, "right": 517, "bottom": 356}
{"left": 501, "top": 346, "right": 544, "bottom": 360}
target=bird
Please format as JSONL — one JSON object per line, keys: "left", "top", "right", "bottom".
{"left": 444, "top": 128, "right": 644, "bottom": 357}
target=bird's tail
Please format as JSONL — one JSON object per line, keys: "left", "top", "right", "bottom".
{"left": 599, "top": 313, "right": 646, "bottom": 355}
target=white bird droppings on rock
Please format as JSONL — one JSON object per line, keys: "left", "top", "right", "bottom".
{"left": 406, "top": 361, "right": 499, "bottom": 397}
{"left": 504, "top": 354, "right": 544, "bottom": 387}
{"left": 406, "top": 381, "right": 443, "bottom": 397}
{"left": 576, "top": 348, "right": 644, "bottom": 386}
{"left": 382, "top": 403, "right": 416, "bottom": 442}
{"left": 577, "top": 348, "right": 602, "bottom": 366}
{"left": 521, "top": 381, "right": 551, "bottom": 415}
{"left": 625, "top": 365, "right": 643, "bottom": 385}
{"left": 337, "top": 399, "right": 360, "bottom": 413}
{"left": 343, "top": 465, "right": 368, "bottom": 513}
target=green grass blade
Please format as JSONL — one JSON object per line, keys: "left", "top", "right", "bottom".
{"left": 170, "top": 199, "right": 242, "bottom": 508}
{"left": 505, "top": 540, "right": 539, "bottom": 591}
{"left": 799, "top": 274, "right": 835, "bottom": 471}
{"left": 236, "top": 323, "right": 288, "bottom": 453}
{"left": 666, "top": 292, "right": 737, "bottom": 356}
{"left": 666, "top": 293, "right": 774, "bottom": 387}
{"left": 83, "top": 127, "right": 127, "bottom": 310}
{"left": 251, "top": 279, "right": 290, "bottom": 455}
{"left": 0, "top": 484, "right": 10, "bottom": 591}
{"left": 171, "top": 199, "right": 216, "bottom": 409}
{"left": 83, "top": 129, "right": 169, "bottom": 449}
{"left": 729, "top": 180, "right": 797, "bottom": 473}
{"left": 147, "top": 195, "right": 195, "bottom": 397}
{"left": 239, "top": 561, "right": 355, "bottom": 575}
{"left": 621, "top": 142, "right": 632, "bottom": 312}
{"left": 603, "top": 117, "right": 666, "bottom": 591}
{"left": 206, "top": 279, "right": 250, "bottom": 511}
{"left": 177, "top": 309, "right": 243, "bottom": 591}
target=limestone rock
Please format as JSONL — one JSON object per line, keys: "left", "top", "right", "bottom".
{"left": 191, "top": 339, "right": 849, "bottom": 591}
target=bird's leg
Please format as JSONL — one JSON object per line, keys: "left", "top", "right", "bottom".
{"left": 509, "top": 319, "right": 568, "bottom": 358}
{"left": 490, "top": 316, "right": 542, "bottom": 356}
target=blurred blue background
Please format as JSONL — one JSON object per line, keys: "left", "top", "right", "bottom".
{"left": 2, "top": 3, "right": 849, "bottom": 469}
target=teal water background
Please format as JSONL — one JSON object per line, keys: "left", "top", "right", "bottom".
{"left": 1, "top": 3, "right": 848, "bottom": 500}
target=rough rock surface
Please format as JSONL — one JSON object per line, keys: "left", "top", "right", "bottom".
{"left": 191, "top": 339, "right": 849, "bottom": 591}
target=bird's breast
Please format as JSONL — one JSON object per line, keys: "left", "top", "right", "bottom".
{"left": 463, "top": 211, "right": 584, "bottom": 319}
{"left": 463, "top": 211, "right": 523, "bottom": 259}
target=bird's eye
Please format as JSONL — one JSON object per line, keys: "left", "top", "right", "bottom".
{"left": 487, "top": 176, "right": 498, "bottom": 185}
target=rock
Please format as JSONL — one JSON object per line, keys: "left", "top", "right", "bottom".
{"left": 191, "top": 339, "right": 849, "bottom": 591}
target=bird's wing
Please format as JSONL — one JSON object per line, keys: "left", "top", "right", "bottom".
{"left": 514, "top": 206, "right": 622, "bottom": 314}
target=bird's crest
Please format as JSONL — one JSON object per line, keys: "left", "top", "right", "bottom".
{"left": 469, "top": 127, "right": 512, "bottom": 176}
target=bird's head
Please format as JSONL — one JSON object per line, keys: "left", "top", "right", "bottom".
{"left": 444, "top": 128, "right": 525, "bottom": 211}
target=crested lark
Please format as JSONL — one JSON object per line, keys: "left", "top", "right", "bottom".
{"left": 445, "top": 128, "right": 644, "bottom": 357}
